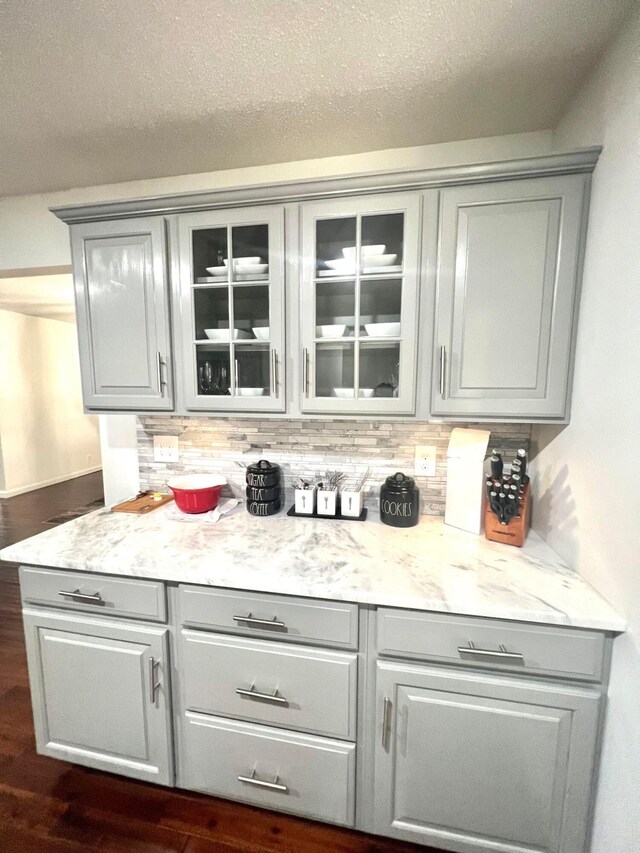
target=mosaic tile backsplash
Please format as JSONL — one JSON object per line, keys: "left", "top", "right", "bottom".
{"left": 138, "top": 417, "right": 531, "bottom": 516}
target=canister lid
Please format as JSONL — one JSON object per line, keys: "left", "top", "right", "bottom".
{"left": 245, "top": 459, "right": 281, "bottom": 476}
{"left": 383, "top": 471, "right": 416, "bottom": 493}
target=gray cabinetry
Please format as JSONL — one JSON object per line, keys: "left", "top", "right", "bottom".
{"left": 373, "top": 660, "right": 601, "bottom": 853}
{"left": 431, "top": 175, "right": 588, "bottom": 419}
{"left": 71, "top": 217, "right": 173, "bottom": 410}
{"left": 22, "top": 608, "right": 173, "bottom": 785}
{"left": 174, "top": 205, "right": 286, "bottom": 412}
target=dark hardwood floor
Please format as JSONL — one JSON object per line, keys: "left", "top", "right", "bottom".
{"left": 0, "top": 473, "right": 431, "bottom": 852}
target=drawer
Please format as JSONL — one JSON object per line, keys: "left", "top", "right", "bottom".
{"left": 376, "top": 608, "right": 606, "bottom": 682}
{"left": 181, "top": 630, "right": 357, "bottom": 739}
{"left": 178, "top": 585, "right": 358, "bottom": 649}
{"left": 19, "top": 566, "right": 166, "bottom": 623}
{"left": 181, "top": 712, "right": 355, "bottom": 826}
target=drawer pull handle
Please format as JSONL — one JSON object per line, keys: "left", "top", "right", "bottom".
{"left": 58, "top": 589, "right": 104, "bottom": 605}
{"left": 233, "top": 612, "right": 286, "bottom": 629}
{"left": 457, "top": 641, "right": 525, "bottom": 665}
{"left": 238, "top": 768, "right": 288, "bottom": 793}
{"left": 382, "top": 696, "right": 392, "bottom": 749}
{"left": 149, "top": 657, "right": 161, "bottom": 705}
{"left": 236, "top": 683, "right": 288, "bottom": 704}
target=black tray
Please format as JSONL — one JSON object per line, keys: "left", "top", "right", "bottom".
{"left": 286, "top": 505, "right": 368, "bottom": 522}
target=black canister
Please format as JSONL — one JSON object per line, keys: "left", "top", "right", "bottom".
{"left": 246, "top": 484, "right": 280, "bottom": 502}
{"left": 247, "top": 497, "right": 281, "bottom": 517}
{"left": 246, "top": 459, "right": 281, "bottom": 489}
{"left": 380, "top": 472, "right": 420, "bottom": 527}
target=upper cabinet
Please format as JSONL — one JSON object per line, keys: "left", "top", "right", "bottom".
{"left": 71, "top": 217, "right": 173, "bottom": 410}
{"left": 300, "top": 193, "right": 421, "bottom": 414}
{"left": 175, "top": 206, "right": 286, "bottom": 412}
{"left": 431, "top": 175, "right": 587, "bottom": 419}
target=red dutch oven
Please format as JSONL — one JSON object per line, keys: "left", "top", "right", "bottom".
{"left": 167, "top": 474, "right": 226, "bottom": 514}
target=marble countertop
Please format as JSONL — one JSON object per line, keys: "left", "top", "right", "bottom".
{"left": 0, "top": 506, "right": 624, "bottom": 632}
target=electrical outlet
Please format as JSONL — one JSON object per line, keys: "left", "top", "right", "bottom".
{"left": 415, "top": 445, "right": 437, "bottom": 476}
{"left": 153, "top": 435, "right": 179, "bottom": 463}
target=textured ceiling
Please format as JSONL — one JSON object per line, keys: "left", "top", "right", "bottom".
{"left": 0, "top": 0, "right": 632, "bottom": 196}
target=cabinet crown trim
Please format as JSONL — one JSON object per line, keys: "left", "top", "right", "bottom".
{"left": 51, "top": 148, "right": 601, "bottom": 223}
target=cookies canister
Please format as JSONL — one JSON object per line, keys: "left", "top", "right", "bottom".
{"left": 379, "top": 472, "right": 420, "bottom": 528}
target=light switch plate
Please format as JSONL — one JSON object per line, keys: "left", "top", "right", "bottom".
{"left": 415, "top": 445, "right": 437, "bottom": 476}
{"left": 153, "top": 435, "right": 179, "bottom": 463}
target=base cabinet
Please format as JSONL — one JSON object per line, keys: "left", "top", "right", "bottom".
{"left": 373, "top": 661, "right": 601, "bottom": 853}
{"left": 22, "top": 609, "right": 173, "bottom": 786}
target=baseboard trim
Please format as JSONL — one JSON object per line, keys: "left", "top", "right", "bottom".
{"left": 0, "top": 466, "right": 103, "bottom": 499}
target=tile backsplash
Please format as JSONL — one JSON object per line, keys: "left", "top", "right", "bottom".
{"left": 138, "top": 417, "right": 530, "bottom": 515}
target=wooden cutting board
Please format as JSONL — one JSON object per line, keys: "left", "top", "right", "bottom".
{"left": 111, "top": 492, "right": 174, "bottom": 514}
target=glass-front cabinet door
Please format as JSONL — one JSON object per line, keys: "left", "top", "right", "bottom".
{"left": 176, "top": 206, "right": 285, "bottom": 411}
{"left": 300, "top": 193, "right": 421, "bottom": 414}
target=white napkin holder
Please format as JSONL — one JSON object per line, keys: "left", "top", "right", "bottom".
{"left": 444, "top": 428, "right": 490, "bottom": 534}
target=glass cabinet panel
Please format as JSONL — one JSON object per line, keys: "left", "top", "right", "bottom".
{"left": 177, "top": 206, "right": 285, "bottom": 411}
{"left": 301, "top": 194, "right": 421, "bottom": 413}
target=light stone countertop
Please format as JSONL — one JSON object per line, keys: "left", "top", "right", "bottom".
{"left": 0, "top": 506, "right": 624, "bottom": 632}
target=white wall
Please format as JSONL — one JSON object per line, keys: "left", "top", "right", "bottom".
{"left": 0, "top": 309, "right": 101, "bottom": 496}
{"left": 531, "top": 7, "right": 640, "bottom": 851}
{"left": 0, "top": 131, "right": 552, "bottom": 271}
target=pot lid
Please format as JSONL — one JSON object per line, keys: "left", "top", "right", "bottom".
{"left": 246, "top": 459, "right": 280, "bottom": 475}
{"left": 383, "top": 471, "right": 416, "bottom": 492}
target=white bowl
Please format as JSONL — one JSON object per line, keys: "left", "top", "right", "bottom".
{"left": 342, "top": 244, "right": 385, "bottom": 260}
{"left": 333, "top": 387, "right": 355, "bottom": 398}
{"left": 252, "top": 327, "right": 270, "bottom": 340}
{"left": 237, "top": 387, "right": 265, "bottom": 397}
{"left": 359, "top": 388, "right": 374, "bottom": 398}
{"left": 316, "top": 324, "right": 347, "bottom": 338}
{"left": 204, "top": 329, "right": 252, "bottom": 341}
{"left": 167, "top": 473, "right": 226, "bottom": 490}
{"left": 234, "top": 263, "right": 268, "bottom": 276}
{"left": 324, "top": 259, "right": 356, "bottom": 274}
{"left": 361, "top": 253, "right": 397, "bottom": 267}
{"left": 223, "top": 256, "right": 261, "bottom": 267}
{"left": 205, "top": 266, "right": 228, "bottom": 276}
{"left": 364, "top": 322, "right": 401, "bottom": 337}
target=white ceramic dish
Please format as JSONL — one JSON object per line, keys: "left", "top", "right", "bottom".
{"left": 236, "top": 388, "right": 265, "bottom": 397}
{"left": 342, "top": 244, "right": 385, "bottom": 260}
{"left": 362, "top": 264, "right": 403, "bottom": 275}
{"left": 204, "top": 329, "right": 253, "bottom": 341}
{"left": 233, "top": 263, "right": 268, "bottom": 276}
{"left": 325, "top": 259, "right": 356, "bottom": 275}
{"left": 316, "top": 324, "right": 347, "bottom": 338}
{"left": 333, "top": 388, "right": 355, "bottom": 398}
{"left": 364, "top": 322, "right": 401, "bottom": 337}
{"left": 205, "top": 266, "right": 228, "bottom": 276}
{"left": 223, "top": 257, "right": 261, "bottom": 267}
{"left": 318, "top": 269, "right": 356, "bottom": 278}
{"left": 252, "top": 327, "right": 270, "bottom": 340}
{"left": 360, "top": 253, "right": 397, "bottom": 266}
{"left": 167, "top": 473, "right": 226, "bottom": 490}
{"left": 359, "top": 388, "right": 374, "bottom": 398}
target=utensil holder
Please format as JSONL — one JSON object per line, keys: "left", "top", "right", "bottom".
{"left": 294, "top": 487, "right": 316, "bottom": 515}
{"left": 317, "top": 488, "right": 337, "bottom": 517}
{"left": 339, "top": 488, "right": 363, "bottom": 518}
{"left": 484, "top": 484, "right": 531, "bottom": 547}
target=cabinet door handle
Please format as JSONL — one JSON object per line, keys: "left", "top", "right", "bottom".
{"left": 233, "top": 612, "right": 287, "bottom": 629}
{"left": 302, "top": 348, "right": 309, "bottom": 397}
{"left": 457, "top": 641, "right": 525, "bottom": 666}
{"left": 149, "top": 657, "right": 161, "bottom": 704}
{"left": 58, "top": 589, "right": 104, "bottom": 605}
{"left": 271, "top": 349, "right": 278, "bottom": 397}
{"left": 236, "top": 684, "right": 288, "bottom": 704}
{"left": 238, "top": 769, "right": 288, "bottom": 793}
{"left": 382, "top": 696, "right": 392, "bottom": 749}
{"left": 439, "top": 345, "right": 446, "bottom": 397}
{"left": 234, "top": 359, "right": 240, "bottom": 395}
{"left": 156, "top": 352, "right": 166, "bottom": 396}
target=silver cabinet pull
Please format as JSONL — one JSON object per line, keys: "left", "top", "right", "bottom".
{"left": 234, "top": 358, "right": 240, "bottom": 395}
{"left": 457, "top": 641, "right": 525, "bottom": 666}
{"left": 58, "top": 589, "right": 104, "bottom": 605}
{"left": 156, "top": 352, "right": 166, "bottom": 396}
{"left": 149, "top": 657, "right": 161, "bottom": 704}
{"left": 382, "top": 696, "right": 392, "bottom": 749}
{"left": 271, "top": 349, "right": 278, "bottom": 397}
{"left": 233, "top": 612, "right": 287, "bottom": 629}
{"left": 236, "top": 683, "right": 288, "bottom": 704}
{"left": 302, "top": 348, "right": 309, "bottom": 397}
{"left": 238, "top": 768, "right": 288, "bottom": 793}
{"left": 439, "top": 345, "right": 446, "bottom": 396}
